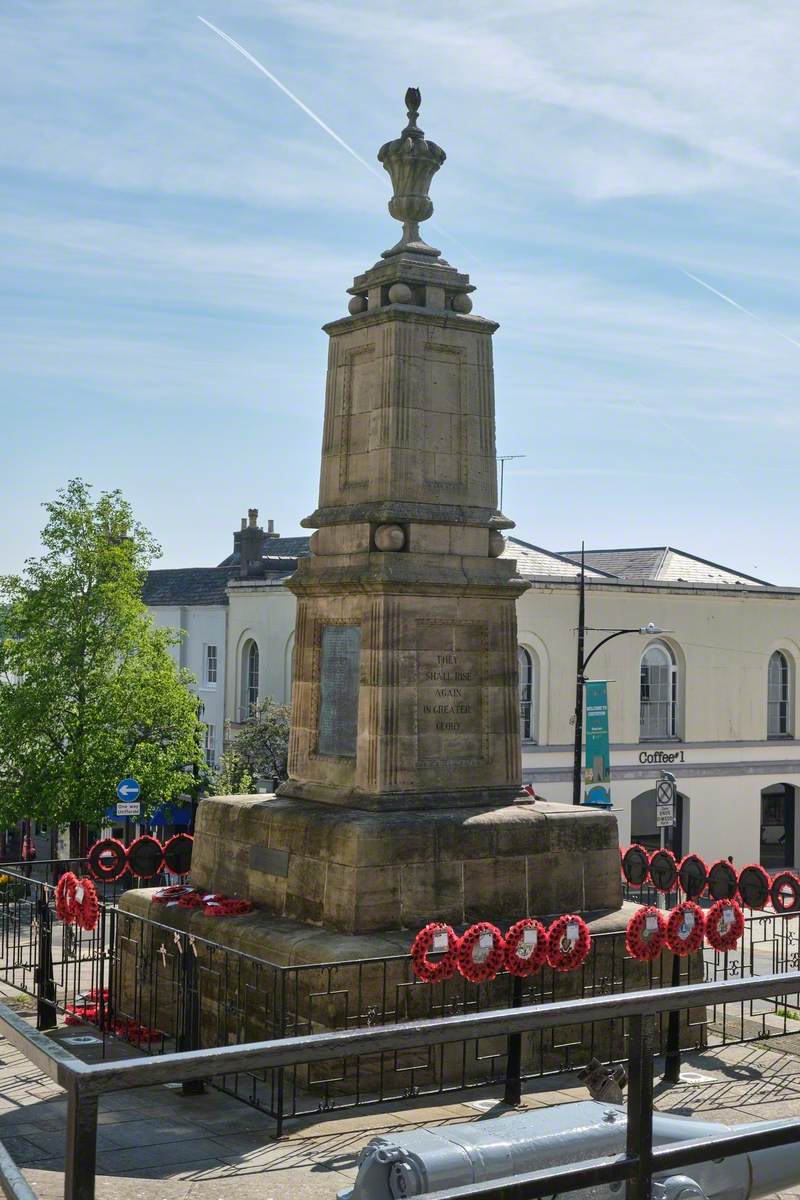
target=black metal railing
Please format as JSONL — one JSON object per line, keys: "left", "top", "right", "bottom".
{"left": 0, "top": 857, "right": 171, "bottom": 905}
{"left": 2, "top": 863, "right": 800, "bottom": 1138}
{"left": 2, "top": 971, "right": 800, "bottom": 1200}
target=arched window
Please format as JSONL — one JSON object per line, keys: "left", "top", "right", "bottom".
{"left": 768, "top": 651, "right": 791, "bottom": 738}
{"left": 242, "top": 640, "right": 259, "bottom": 717}
{"left": 518, "top": 646, "right": 535, "bottom": 742}
{"left": 640, "top": 641, "right": 677, "bottom": 740}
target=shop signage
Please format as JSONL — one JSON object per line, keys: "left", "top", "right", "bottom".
{"left": 638, "top": 749, "right": 686, "bottom": 764}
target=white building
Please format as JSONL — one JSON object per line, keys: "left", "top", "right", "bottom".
{"left": 146, "top": 513, "right": 800, "bottom": 870}
{"left": 143, "top": 567, "right": 235, "bottom": 769}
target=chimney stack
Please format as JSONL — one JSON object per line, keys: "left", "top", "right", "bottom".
{"left": 239, "top": 508, "right": 264, "bottom": 577}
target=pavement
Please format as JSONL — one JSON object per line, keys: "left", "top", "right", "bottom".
{"left": 2, "top": 999, "right": 800, "bottom": 1200}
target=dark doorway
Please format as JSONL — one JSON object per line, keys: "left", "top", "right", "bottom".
{"left": 631, "top": 789, "right": 685, "bottom": 859}
{"left": 760, "top": 784, "right": 795, "bottom": 870}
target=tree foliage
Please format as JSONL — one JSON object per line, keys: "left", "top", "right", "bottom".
{"left": 210, "top": 697, "right": 290, "bottom": 795}
{"left": 209, "top": 750, "right": 254, "bottom": 797}
{"left": 0, "top": 480, "right": 203, "bottom": 827}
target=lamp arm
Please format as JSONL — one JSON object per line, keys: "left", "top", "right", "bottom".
{"left": 581, "top": 629, "right": 640, "bottom": 674}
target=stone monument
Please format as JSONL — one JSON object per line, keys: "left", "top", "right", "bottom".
{"left": 123, "top": 89, "right": 623, "bottom": 973}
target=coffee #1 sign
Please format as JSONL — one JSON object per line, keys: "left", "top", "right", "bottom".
{"left": 638, "top": 749, "right": 686, "bottom": 764}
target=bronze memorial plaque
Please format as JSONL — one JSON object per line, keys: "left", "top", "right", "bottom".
{"left": 318, "top": 624, "right": 361, "bottom": 757}
{"left": 416, "top": 620, "right": 487, "bottom": 765}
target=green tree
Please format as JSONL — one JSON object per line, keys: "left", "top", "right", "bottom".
{"left": 217, "top": 696, "right": 292, "bottom": 796}
{"left": 209, "top": 749, "right": 254, "bottom": 797}
{"left": 0, "top": 480, "right": 203, "bottom": 835}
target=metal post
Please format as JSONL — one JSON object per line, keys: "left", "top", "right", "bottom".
{"left": 179, "top": 935, "right": 204, "bottom": 1095}
{"left": 572, "top": 543, "right": 586, "bottom": 805}
{"left": 275, "top": 968, "right": 288, "bottom": 1138}
{"left": 626, "top": 1013, "right": 655, "bottom": 1200}
{"left": 64, "top": 1088, "right": 98, "bottom": 1200}
{"left": 662, "top": 953, "right": 682, "bottom": 1084}
{"left": 35, "top": 895, "right": 57, "bottom": 1031}
{"left": 503, "top": 975, "right": 524, "bottom": 1105}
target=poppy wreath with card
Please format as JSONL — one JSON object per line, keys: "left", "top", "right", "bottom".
{"left": 546, "top": 914, "right": 591, "bottom": 973}
{"left": 503, "top": 919, "right": 548, "bottom": 978}
{"left": 678, "top": 853, "right": 708, "bottom": 901}
{"left": 456, "top": 922, "right": 506, "bottom": 983}
{"left": 202, "top": 897, "right": 253, "bottom": 917}
{"left": 648, "top": 848, "right": 679, "bottom": 894}
{"left": 625, "top": 906, "right": 667, "bottom": 961}
{"left": 55, "top": 871, "right": 79, "bottom": 923}
{"left": 410, "top": 922, "right": 459, "bottom": 984}
{"left": 737, "top": 863, "right": 771, "bottom": 910}
{"left": 87, "top": 838, "right": 128, "bottom": 883}
{"left": 666, "top": 901, "right": 705, "bottom": 956}
{"left": 152, "top": 884, "right": 195, "bottom": 904}
{"left": 72, "top": 877, "right": 99, "bottom": 932}
{"left": 770, "top": 871, "right": 800, "bottom": 914}
{"left": 620, "top": 844, "right": 650, "bottom": 888}
{"left": 705, "top": 899, "right": 745, "bottom": 952}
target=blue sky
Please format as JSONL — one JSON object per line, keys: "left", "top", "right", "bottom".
{"left": 2, "top": 2, "right": 800, "bottom": 582}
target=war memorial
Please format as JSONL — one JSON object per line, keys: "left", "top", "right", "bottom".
{"left": 119, "top": 91, "right": 656, "bottom": 1080}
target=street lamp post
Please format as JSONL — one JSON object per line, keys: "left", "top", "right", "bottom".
{"left": 571, "top": 549, "right": 668, "bottom": 805}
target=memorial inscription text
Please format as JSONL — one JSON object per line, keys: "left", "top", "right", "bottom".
{"left": 416, "top": 621, "right": 486, "bottom": 763}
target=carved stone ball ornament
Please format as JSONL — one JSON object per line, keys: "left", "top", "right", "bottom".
{"left": 387, "top": 282, "right": 414, "bottom": 305}
{"left": 374, "top": 524, "right": 406, "bottom": 552}
{"left": 378, "top": 87, "right": 446, "bottom": 259}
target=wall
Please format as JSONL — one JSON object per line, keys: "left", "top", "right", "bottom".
{"left": 517, "top": 580, "right": 800, "bottom": 867}
{"left": 147, "top": 604, "right": 227, "bottom": 765}
{"left": 224, "top": 583, "right": 297, "bottom": 725}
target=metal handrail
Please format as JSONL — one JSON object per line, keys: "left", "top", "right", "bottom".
{"left": 55, "top": 968, "right": 800, "bottom": 1095}
{"left": 1, "top": 965, "right": 800, "bottom": 1197}
{"left": 0, "top": 1137, "right": 38, "bottom": 1200}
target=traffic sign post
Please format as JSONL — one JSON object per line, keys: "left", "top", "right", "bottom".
{"left": 655, "top": 777, "right": 676, "bottom": 830}
{"left": 116, "top": 778, "right": 140, "bottom": 802}
{"left": 115, "top": 801, "right": 141, "bottom": 818}
{"left": 654, "top": 772, "right": 677, "bottom": 912}
{"left": 115, "top": 780, "right": 141, "bottom": 842}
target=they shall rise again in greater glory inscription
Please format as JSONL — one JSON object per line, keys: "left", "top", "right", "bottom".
{"left": 416, "top": 620, "right": 487, "bottom": 766}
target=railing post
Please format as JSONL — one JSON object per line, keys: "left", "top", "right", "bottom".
{"left": 662, "top": 952, "right": 682, "bottom": 1084}
{"left": 626, "top": 1012, "right": 655, "bottom": 1200}
{"left": 179, "top": 935, "right": 204, "bottom": 1096}
{"left": 35, "top": 894, "right": 57, "bottom": 1031}
{"left": 503, "top": 975, "right": 524, "bottom": 1106}
{"left": 64, "top": 1086, "right": 98, "bottom": 1200}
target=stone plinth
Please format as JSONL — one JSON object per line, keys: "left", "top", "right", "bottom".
{"left": 189, "top": 795, "right": 622, "bottom": 934}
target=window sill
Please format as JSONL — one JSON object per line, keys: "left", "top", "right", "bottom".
{"left": 638, "top": 737, "right": 681, "bottom": 744}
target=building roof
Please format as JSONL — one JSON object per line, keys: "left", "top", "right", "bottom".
{"left": 217, "top": 536, "right": 311, "bottom": 567}
{"left": 143, "top": 567, "right": 240, "bottom": 607}
{"left": 558, "top": 546, "right": 772, "bottom": 587}
{"left": 504, "top": 538, "right": 612, "bottom": 580}
{"left": 143, "top": 535, "right": 775, "bottom": 609}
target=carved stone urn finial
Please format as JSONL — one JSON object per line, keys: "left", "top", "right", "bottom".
{"left": 378, "top": 87, "right": 446, "bottom": 259}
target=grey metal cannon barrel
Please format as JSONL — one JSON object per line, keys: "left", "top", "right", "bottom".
{"left": 338, "top": 1100, "right": 800, "bottom": 1200}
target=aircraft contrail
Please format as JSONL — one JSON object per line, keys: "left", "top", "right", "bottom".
{"left": 197, "top": 16, "right": 385, "bottom": 183}
{"left": 681, "top": 269, "right": 800, "bottom": 352}
{"left": 197, "top": 16, "right": 478, "bottom": 262}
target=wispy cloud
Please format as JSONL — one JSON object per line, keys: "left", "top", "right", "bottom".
{"left": 2, "top": 2, "right": 800, "bottom": 582}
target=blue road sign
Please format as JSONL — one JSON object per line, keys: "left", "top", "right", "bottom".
{"left": 116, "top": 778, "right": 140, "bottom": 802}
